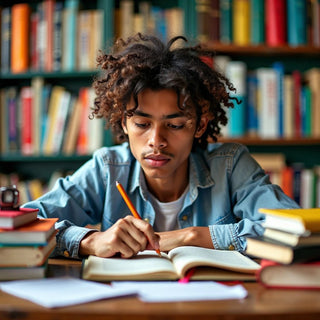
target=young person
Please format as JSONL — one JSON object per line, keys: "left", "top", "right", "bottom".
{"left": 24, "top": 34, "right": 299, "bottom": 259}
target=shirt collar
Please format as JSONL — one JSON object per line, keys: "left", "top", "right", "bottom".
{"left": 129, "top": 149, "right": 215, "bottom": 200}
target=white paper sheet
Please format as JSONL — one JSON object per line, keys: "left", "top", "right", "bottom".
{"left": 0, "top": 277, "right": 136, "bottom": 308}
{"left": 112, "top": 281, "right": 248, "bottom": 302}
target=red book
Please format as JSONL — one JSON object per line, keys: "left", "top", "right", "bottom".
{"left": 20, "top": 87, "right": 34, "bottom": 155}
{"left": 76, "top": 88, "right": 90, "bottom": 155}
{"left": 292, "top": 70, "right": 302, "bottom": 138}
{"left": 265, "top": 0, "right": 286, "bottom": 47}
{"left": 44, "top": 0, "right": 55, "bottom": 72}
{"left": 281, "top": 166, "right": 294, "bottom": 199}
{"left": 0, "top": 208, "right": 38, "bottom": 229}
{"left": 257, "top": 259, "right": 320, "bottom": 290}
{"left": 30, "top": 12, "right": 39, "bottom": 71}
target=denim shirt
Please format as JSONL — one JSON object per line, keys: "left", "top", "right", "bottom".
{"left": 23, "top": 142, "right": 299, "bottom": 259}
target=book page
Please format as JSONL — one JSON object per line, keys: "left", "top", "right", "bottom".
{"left": 168, "top": 246, "right": 260, "bottom": 277}
{"left": 82, "top": 251, "right": 178, "bottom": 281}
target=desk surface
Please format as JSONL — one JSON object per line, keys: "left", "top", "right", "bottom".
{"left": 1, "top": 258, "right": 320, "bottom": 320}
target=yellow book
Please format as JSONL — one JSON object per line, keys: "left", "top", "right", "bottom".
{"left": 233, "top": 0, "right": 250, "bottom": 45}
{"left": 259, "top": 208, "right": 320, "bottom": 235}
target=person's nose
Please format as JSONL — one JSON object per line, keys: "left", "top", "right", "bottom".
{"left": 148, "top": 125, "right": 167, "bottom": 149}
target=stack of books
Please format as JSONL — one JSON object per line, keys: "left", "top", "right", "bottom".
{"left": 0, "top": 208, "right": 57, "bottom": 280}
{"left": 245, "top": 208, "right": 320, "bottom": 289}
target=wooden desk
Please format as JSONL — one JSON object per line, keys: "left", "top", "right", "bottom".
{"left": 1, "top": 258, "right": 320, "bottom": 320}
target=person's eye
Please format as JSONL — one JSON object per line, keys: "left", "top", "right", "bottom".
{"left": 134, "top": 122, "right": 150, "bottom": 129}
{"left": 167, "top": 123, "right": 185, "bottom": 130}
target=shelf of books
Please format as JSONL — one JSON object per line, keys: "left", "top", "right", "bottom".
{"left": 0, "top": 0, "right": 320, "bottom": 205}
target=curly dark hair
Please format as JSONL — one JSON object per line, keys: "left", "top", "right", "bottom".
{"left": 92, "top": 33, "right": 238, "bottom": 149}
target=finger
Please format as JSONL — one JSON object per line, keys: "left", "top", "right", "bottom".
{"left": 113, "top": 218, "right": 148, "bottom": 254}
{"left": 129, "top": 217, "right": 160, "bottom": 252}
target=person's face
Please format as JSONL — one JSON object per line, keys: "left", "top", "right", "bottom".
{"left": 122, "top": 89, "right": 208, "bottom": 185}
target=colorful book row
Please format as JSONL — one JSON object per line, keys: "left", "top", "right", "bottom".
{"left": 214, "top": 57, "right": 320, "bottom": 139}
{"left": 252, "top": 153, "right": 320, "bottom": 208}
{"left": 0, "top": 0, "right": 103, "bottom": 74}
{"left": 0, "top": 80, "right": 111, "bottom": 157}
{"left": 197, "top": 0, "right": 320, "bottom": 48}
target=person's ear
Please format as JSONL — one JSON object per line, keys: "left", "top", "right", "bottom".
{"left": 121, "top": 116, "right": 128, "bottom": 135}
{"left": 195, "top": 115, "right": 209, "bottom": 138}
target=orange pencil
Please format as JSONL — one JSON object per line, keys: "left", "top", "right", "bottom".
{"left": 116, "top": 181, "right": 161, "bottom": 256}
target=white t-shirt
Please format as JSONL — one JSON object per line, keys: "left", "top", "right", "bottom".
{"left": 150, "top": 186, "right": 189, "bottom": 232}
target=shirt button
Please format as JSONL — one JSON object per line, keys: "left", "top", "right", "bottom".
{"left": 182, "top": 215, "right": 188, "bottom": 221}
{"left": 144, "top": 218, "right": 150, "bottom": 223}
{"left": 228, "top": 244, "right": 235, "bottom": 250}
{"left": 63, "top": 250, "right": 70, "bottom": 257}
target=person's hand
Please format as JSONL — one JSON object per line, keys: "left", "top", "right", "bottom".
{"left": 79, "top": 216, "right": 160, "bottom": 258}
{"left": 155, "top": 226, "right": 214, "bottom": 252}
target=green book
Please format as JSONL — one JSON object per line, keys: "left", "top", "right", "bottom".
{"left": 250, "top": 0, "right": 265, "bottom": 44}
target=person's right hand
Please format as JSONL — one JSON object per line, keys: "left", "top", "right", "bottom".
{"left": 79, "top": 215, "right": 160, "bottom": 258}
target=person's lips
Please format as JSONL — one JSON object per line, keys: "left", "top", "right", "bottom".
{"left": 144, "top": 154, "right": 170, "bottom": 167}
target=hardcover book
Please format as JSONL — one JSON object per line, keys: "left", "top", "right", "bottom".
{"left": 82, "top": 246, "right": 260, "bottom": 281}
{"left": 245, "top": 236, "right": 320, "bottom": 264}
{"left": 0, "top": 233, "right": 56, "bottom": 267}
{"left": 0, "top": 218, "right": 58, "bottom": 245}
{"left": 257, "top": 259, "right": 320, "bottom": 289}
{"left": 0, "top": 208, "right": 38, "bottom": 229}
{"left": 259, "top": 207, "right": 320, "bottom": 235}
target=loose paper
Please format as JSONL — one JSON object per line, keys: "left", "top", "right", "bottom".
{"left": 112, "top": 281, "right": 248, "bottom": 302}
{"left": 0, "top": 277, "right": 136, "bottom": 308}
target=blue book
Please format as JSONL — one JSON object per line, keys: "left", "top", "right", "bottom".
{"left": 246, "top": 72, "right": 259, "bottom": 135}
{"left": 219, "top": 0, "right": 232, "bottom": 43}
{"left": 250, "top": 0, "right": 264, "bottom": 44}
{"left": 62, "top": 0, "right": 79, "bottom": 71}
{"left": 287, "top": 0, "right": 307, "bottom": 46}
{"left": 1, "top": 7, "right": 11, "bottom": 74}
{"left": 272, "top": 62, "right": 284, "bottom": 137}
{"left": 225, "top": 61, "right": 247, "bottom": 137}
{"left": 301, "top": 86, "right": 312, "bottom": 137}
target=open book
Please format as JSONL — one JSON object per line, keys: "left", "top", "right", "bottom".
{"left": 82, "top": 246, "right": 260, "bottom": 281}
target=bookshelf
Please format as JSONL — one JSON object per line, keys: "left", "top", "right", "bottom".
{"left": 0, "top": 0, "right": 320, "bottom": 206}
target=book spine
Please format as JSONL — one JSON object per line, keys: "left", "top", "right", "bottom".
{"left": 11, "top": 3, "right": 30, "bottom": 73}
{"left": 246, "top": 72, "right": 259, "bottom": 136}
{"left": 272, "top": 62, "right": 285, "bottom": 137}
{"left": 1, "top": 7, "right": 11, "bottom": 74}
{"left": 301, "top": 85, "right": 312, "bottom": 137}
{"left": 20, "top": 87, "right": 34, "bottom": 156}
{"left": 232, "top": 0, "right": 250, "bottom": 45}
{"left": 30, "top": 12, "right": 39, "bottom": 71}
{"left": 76, "top": 88, "right": 90, "bottom": 155}
{"left": 37, "top": 2, "right": 46, "bottom": 71}
{"left": 53, "top": 2, "right": 63, "bottom": 71}
{"left": 292, "top": 70, "right": 302, "bottom": 138}
{"left": 250, "top": 0, "right": 265, "bottom": 44}
{"left": 62, "top": 0, "right": 79, "bottom": 71}
{"left": 265, "top": 0, "right": 286, "bottom": 47}
{"left": 287, "top": 0, "right": 307, "bottom": 46}
{"left": 195, "top": 0, "right": 212, "bottom": 42}
{"left": 305, "top": 68, "right": 320, "bottom": 138}
{"left": 209, "top": 0, "right": 220, "bottom": 42}
{"left": 283, "top": 74, "right": 294, "bottom": 138}
{"left": 77, "top": 10, "right": 92, "bottom": 71}
{"left": 219, "top": 0, "right": 233, "bottom": 43}
{"left": 44, "top": 0, "right": 55, "bottom": 72}
{"left": 225, "top": 61, "right": 247, "bottom": 137}
{"left": 7, "top": 87, "right": 19, "bottom": 153}
{"left": 256, "top": 68, "right": 278, "bottom": 138}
